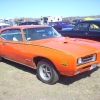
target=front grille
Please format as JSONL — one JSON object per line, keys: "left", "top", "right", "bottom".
{"left": 82, "top": 54, "right": 96, "bottom": 64}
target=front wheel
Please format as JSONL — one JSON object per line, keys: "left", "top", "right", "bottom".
{"left": 37, "top": 59, "right": 59, "bottom": 85}
{"left": 0, "top": 56, "right": 3, "bottom": 62}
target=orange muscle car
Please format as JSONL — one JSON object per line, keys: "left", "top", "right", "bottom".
{"left": 0, "top": 25, "right": 100, "bottom": 84}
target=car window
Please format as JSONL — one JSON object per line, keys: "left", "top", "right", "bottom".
{"left": 0, "top": 30, "right": 8, "bottom": 40}
{"left": 23, "top": 27, "right": 61, "bottom": 41}
{"left": 74, "top": 23, "right": 89, "bottom": 31}
{"left": 89, "top": 23, "right": 100, "bottom": 32}
{"left": 0, "top": 29, "right": 22, "bottom": 41}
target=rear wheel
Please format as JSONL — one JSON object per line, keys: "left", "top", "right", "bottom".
{"left": 37, "top": 59, "right": 59, "bottom": 85}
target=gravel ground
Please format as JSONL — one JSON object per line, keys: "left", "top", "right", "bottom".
{"left": 0, "top": 59, "right": 100, "bottom": 100}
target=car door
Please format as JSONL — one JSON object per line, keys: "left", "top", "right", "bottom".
{"left": 87, "top": 23, "right": 100, "bottom": 41}
{"left": 58, "top": 22, "right": 89, "bottom": 38}
{"left": 0, "top": 30, "right": 9, "bottom": 57}
{"left": 71, "top": 22, "right": 90, "bottom": 39}
{"left": 0, "top": 28, "right": 26, "bottom": 64}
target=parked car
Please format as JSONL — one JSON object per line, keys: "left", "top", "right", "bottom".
{"left": 0, "top": 23, "right": 11, "bottom": 29}
{"left": 58, "top": 20, "right": 100, "bottom": 42}
{"left": 0, "top": 25, "right": 100, "bottom": 84}
{"left": 49, "top": 21, "right": 74, "bottom": 30}
{"left": 19, "top": 21, "right": 39, "bottom": 25}
{"left": 71, "top": 19, "right": 82, "bottom": 25}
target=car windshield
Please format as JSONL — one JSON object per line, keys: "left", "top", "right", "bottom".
{"left": 23, "top": 27, "right": 61, "bottom": 41}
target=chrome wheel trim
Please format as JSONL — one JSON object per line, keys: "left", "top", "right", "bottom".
{"left": 39, "top": 64, "right": 52, "bottom": 81}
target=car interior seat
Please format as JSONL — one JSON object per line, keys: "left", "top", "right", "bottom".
{"left": 13, "top": 34, "right": 22, "bottom": 41}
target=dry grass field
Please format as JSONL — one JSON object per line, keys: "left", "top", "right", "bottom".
{"left": 0, "top": 59, "right": 100, "bottom": 100}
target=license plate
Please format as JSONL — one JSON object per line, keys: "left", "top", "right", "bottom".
{"left": 90, "top": 64, "right": 97, "bottom": 70}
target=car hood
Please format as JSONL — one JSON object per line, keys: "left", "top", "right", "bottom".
{"left": 74, "top": 38, "right": 100, "bottom": 49}
{"left": 31, "top": 37, "right": 97, "bottom": 57}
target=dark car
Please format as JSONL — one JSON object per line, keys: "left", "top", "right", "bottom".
{"left": 71, "top": 19, "right": 82, "bottom": 25}
{"left": 49, "top": 21, "right": 74, "bottom": 30}
{"left": 19, "top": 21, "right": 39, "bottom": 25}
{"left": 58, "top": 20, "right": 100, "bottom": 42}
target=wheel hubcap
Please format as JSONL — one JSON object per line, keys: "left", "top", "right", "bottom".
{"left": 39, "top": 64, "right": 52, "bottom": 81}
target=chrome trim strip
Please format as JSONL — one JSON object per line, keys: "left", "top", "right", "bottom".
{"left": 1, "top": 56, "right": 37, "bottom": 69}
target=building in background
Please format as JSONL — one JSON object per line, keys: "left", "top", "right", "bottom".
{"left": 41, "top": 16, "right": 62, "bottom": 24}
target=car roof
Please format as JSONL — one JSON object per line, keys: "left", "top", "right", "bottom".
{"left": 81, "top": 20, "right": 100, "bottom": 23}
{"left": 0, "top": 25, "right": 50, "bottom": 31}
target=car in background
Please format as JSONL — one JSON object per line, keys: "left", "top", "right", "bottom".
{"left": 71, "top": 19, "right": 82, "bottom": 25}
{"left": 0, "top": 23, "right": 11, "bottom": 30}
{"left": 58, "top": 20, "right": 100, "bottom": 42}
{"left": 19, "top": 21, "right": 39, "bottom": 25}
{"left": 49, "top": 21, "right": 74, "bottom": 31}
{"left": 0, "top": 25, "right": 100, "bottom": 84}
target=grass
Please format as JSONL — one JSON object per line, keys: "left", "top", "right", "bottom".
{"left": 0, "top": 59, "right": 100, "bottom": 100}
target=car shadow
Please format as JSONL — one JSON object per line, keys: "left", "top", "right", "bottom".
{"left": 58, "top": 66, "right": 99, "bottom": 85}
{"left": 3, "top": 59, "right": 37, "bottom": 75}
{"left": 2, "top": 59, "right": 100, "bottom": 85}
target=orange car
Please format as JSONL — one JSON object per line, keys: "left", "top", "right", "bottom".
{"left": 0, "top": 25, "right": 100, "bottom": 84}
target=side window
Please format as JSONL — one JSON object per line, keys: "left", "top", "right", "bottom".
{"left": 1, "top": 29, "right": 22, "bottom": 41}
{"left": 23, "top": 28, "right": 37, "bottom": 41}
{"left": 89, "top": 23, "right": 100, "bottom": 31}
{"left": 74, "top": 23, "right": 89, "bottom": 31}
{"left": 0, "top": 30, "right": 8, "bottom": 40}
{"left": 11, "top": 29, "right": 22, "bottom": 41}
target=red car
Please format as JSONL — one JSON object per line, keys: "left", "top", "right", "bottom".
{"left": 0, "top": 25, "right": 100, "bottom": 84}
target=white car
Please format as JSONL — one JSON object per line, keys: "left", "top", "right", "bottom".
{"left": 0, "top": 23, "right": 11, "bottom": 29}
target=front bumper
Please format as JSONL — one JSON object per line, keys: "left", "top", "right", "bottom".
{"left": 74, "top": 63, "right": 98, "bottom": 75}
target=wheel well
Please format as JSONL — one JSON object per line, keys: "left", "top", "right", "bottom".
{"left": 33, "top": 56, "right": 52, "bottom": 66}
{"left": 33, "top": 56, "right": 60, "bottom": 75}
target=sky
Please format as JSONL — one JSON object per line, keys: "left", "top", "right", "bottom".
{"left": 0, "top": 0, "right": 100, "bottom": 18}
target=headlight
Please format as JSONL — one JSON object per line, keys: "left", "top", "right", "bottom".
{"left": 77, "top": 58, "right": 83, "bottom": 65}
{"left": 92, "top": 54, "right": 96, "bottom": 61}
{"left": 77, "top": 54, "right": 96, "bottom": 66}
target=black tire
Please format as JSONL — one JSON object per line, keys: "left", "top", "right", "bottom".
{"left": 37, "top": 59, "right": 59, "bottom": 85}
{"left": 0, "top": 56, "right": 3, "bottom": 62}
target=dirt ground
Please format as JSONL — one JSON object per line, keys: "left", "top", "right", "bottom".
{"left": 0, "top": 59, "right": 100, "bottom": 100}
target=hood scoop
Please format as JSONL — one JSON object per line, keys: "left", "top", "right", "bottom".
{"left": 53, "top": 39, "right": 68, "bottom": 44}
{"left": 63, "top": 41, "right": 67, "bottom": 44}
{"left": 53, "top": 37, "right": 76, "bottom": 44}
